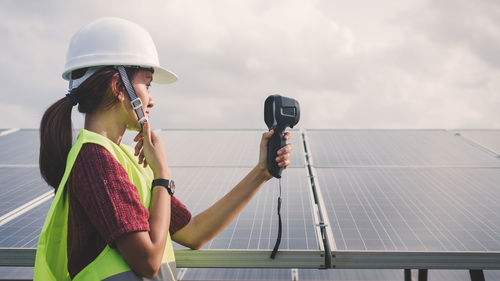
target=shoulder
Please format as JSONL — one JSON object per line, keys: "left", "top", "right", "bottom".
{"left": 75, "top": 143, "right": 124, "bottom": 173}
{"left": 72, "top": 143, "right": 131, "bottom": 192}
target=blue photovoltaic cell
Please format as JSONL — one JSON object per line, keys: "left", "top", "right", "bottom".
{"left": 172, "top": 167, "right": 318, "bottom": 250}
{"left": 317, "top": 167, "right": 500, "bottom": 251}
{"left": 0, "top": 130, "right": 39, "bottom": 165}
{"left": 0, "top": 168, "right": 51, "bottom": 217}
{"left": 306, "top": 130, "right": 500, "bottom": 167}
{"left": 455, "top": 130, "right": 500, "bottom": 156}
{"left": 157, "top": 130, "right": 304, "bottom": 168}
{"left": 0, "top": 200, "right": 52, "bottom": 248}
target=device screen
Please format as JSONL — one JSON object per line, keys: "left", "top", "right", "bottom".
{"left": 281, "top": 107, "right": 296, "bottom": 117}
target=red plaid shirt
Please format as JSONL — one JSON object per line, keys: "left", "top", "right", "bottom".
{"left": 67, "top": 143, "right": 191, "bottom": 278}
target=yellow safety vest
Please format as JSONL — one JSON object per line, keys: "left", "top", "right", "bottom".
{"left": 34, "top": 129, "right": 176, "bottom": 281}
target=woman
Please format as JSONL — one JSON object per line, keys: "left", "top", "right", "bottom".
{"left": 34, "top": 17, "right": 292, "bottom": 281}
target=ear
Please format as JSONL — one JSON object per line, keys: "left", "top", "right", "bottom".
{"left": 110, "top": 73, "right": 126, "bottom": 102}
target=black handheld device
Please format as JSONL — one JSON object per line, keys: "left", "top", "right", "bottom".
{"left": 265, "top": 94, "right": 300, "bottom": 259}
{"left": 264, "top": 95, "right": 300, "bottom": 178}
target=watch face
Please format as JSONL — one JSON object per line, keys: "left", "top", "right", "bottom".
{"left": 169, "top": 180, "right": 175, "bottom": 194}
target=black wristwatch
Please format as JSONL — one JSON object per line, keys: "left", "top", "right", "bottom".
{"left": 152, "top": 179, "right": 175, "bottom": 196}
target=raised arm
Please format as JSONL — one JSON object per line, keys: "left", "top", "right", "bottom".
{"left": 172, "top": 129, "right": 293, "bottom": 249}
{"left": 116, "top": 122, "right": 172, "bottom": 278}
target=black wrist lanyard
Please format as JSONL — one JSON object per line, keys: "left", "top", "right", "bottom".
{"left": 270, "top": 178, "right": 282, "bottom": 259}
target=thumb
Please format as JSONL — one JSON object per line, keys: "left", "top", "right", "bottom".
{"left": 260, "top": 129, "right": 274, "bottom": 147}
{"left": 264, "top": 129, "right": 274, "bottom": 139}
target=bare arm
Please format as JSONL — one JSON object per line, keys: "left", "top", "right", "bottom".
{"left": 172, "top": 130, "right": 293, "bottom": 249}
{"left": 115, "top": 185, "right": 171, "bottom": 278}
{"left": 116, "top": 122, "right": 172, "bottom": 278}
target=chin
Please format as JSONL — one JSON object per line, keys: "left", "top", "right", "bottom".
{"left": 126, "top": 123, "right": 141, "bottom": 132}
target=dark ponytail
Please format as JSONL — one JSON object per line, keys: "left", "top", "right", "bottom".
{"left": 39, "top": 66, "right": 139, "bottom": 190}
{"left": 39, "top": 97, "right": 74, "bottom": 189}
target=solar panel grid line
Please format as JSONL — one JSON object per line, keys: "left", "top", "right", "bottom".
{"left": 377, "top": 168, "right": 456, "bottom": 251}
{"left": 0, "top": 191, "right": 53, "bottom": 227}
{"left": 172, "top": 167, "right": 319, "bottom": 252}
{"left": 383, "top": 168, "right": 467, "bottom": 251}
{"left": 0, "top": 200, "right": 52, "bottom": 248}
{"left": 0, "top": 168, "right": 52, "bottom": 218}
{"left": 411, "top": 169, "right": 495, "bottom": 251}
{"left": 370, "top": 168, "right": 436, "bottom": 251}
{"left": 341, "top": 169, "right": 403, "bottom": 251}
{"left": 215, "top": 169, "right": 242, "bottom": 249}
{"left": 432, "top": 169, "right": 500, "bottom": 247}
{"left": 458, "top": 169, "right": 500, "bottom": 233}
{"left": 323, "top": 169, "right": 456, "bottom": 252}
{"left": 306, "top": 130, "right": 500, "bottom": 168}
{"left": 317, "top": 167, "right": 500, "bottom": 254}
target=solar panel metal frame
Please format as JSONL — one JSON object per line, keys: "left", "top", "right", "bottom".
{"left": 454, "top": 129, "right": 500, "bottom": 157}
{"left": 303, "top": 130, "right": 500, "bottom": 270}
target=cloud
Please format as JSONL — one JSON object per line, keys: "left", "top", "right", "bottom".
{"left": 0, "top": 0, "right": 499, "bottom": 129}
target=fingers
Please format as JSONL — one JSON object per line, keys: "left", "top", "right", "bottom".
{"left": 284, "top": 132, "right": 291, "bottom": 141}
{"left": 134, "top": 132, "right": 142, "bottom": 142}
{"left": 276, "top": 143, "right": 293, "bottom": 168}
{"left": 277, "top": 143, "right": 293, "bottom": 155}
{"left": 134, "top": 139, "right": 143, "bottom": 156}
{"left": 138, "top": 149, "right": 145, "bottom": 164}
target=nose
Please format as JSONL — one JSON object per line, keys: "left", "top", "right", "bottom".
{"left": 148, "top": 94, "right": 154, "bottom": 108}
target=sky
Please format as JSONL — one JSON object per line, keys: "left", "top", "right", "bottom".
{"left": 1, "top": 0, "right": 499, "bottom": 130}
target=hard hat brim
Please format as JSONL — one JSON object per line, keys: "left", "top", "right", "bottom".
{"left": 152, "top": 66, "right": 178, "bottom": 84}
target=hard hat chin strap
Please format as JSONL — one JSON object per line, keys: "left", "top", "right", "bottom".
{"left": 116, "top": 65, "right": 148, "bottom": 130}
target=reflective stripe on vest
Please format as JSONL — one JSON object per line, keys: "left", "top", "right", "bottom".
{"left": 34, "top": 129, "right": 176, "bottom": 281}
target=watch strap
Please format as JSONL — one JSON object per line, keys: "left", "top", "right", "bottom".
{"left": 152, "top": 178, "right": 174, "bottom": 196}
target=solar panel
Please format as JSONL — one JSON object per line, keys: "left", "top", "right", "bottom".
{"left": 455, "top": 130, "right": 500, "bottom": 156}
{"left": 0, "top": 168, "right": 51, "bottom": 217}
{"left": 4, "top": 128, "right": 500, "bottom": 279}
{"left": 306, "top": 130, "right": 500, "bottom": 167}
{"left": 0, "top": 200, "right": 51, "bottom": 248}
{"left": 0, "top": 130, "right": 39, "bottom": 165}
{"left": 172, "top": 167, "right": 319, "bottom": 250}
{"left": 316, "top": 167, "right": 500, "bottom": 252}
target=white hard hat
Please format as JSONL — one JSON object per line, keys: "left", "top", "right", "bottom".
{"left": 62, "top": 17, "right": 177, "bottom": 84}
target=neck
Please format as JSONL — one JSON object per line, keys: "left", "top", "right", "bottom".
{"left": 84, "top": 110, "right": 126, "bottom": 145}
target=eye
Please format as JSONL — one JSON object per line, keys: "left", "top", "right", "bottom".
{"left": 146, "top": 84, "right": 152, "bottom": 90}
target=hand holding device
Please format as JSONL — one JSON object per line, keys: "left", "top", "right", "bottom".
{"left": 264, "top": 95, "right": 300, "bottom": 178}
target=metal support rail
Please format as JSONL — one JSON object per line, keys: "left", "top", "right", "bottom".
{"left": 0, "top": 248, "right": 324, "bottom": 269}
